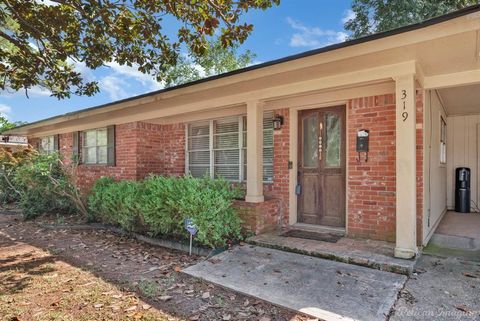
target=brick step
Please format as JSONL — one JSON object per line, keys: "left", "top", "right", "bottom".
{"left": 247, "top": 229, "right": 417, "bottom": 276}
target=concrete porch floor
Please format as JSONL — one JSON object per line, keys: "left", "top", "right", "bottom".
{"left": 248, "top": 227, "right": 417, "bottom": 275}
{"left": 426, "top": 211, "right": 480, "bottom": 261}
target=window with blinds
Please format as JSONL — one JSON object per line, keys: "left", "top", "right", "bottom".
{"left": 186, "top": 112, "right": 274, "bottom": 182}
{"left": 39, "top": 135, "right": 57, "bottom": 154}
{"left": 81, "top": 126, "right": 115, "bottom": 165}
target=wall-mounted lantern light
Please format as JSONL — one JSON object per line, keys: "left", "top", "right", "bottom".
{"left": 273, "top": 115, "right": 284, "bottom": 130}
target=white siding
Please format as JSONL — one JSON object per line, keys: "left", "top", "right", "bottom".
{"left": 423, "top": 90, "right": 448, "bottom": 244}
{"left": 446, "top": 113, "right": 480, "bottom": 211}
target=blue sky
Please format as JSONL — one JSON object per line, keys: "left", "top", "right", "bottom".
{"left": 0, "top": 0, "right": 353, "bottom": 123}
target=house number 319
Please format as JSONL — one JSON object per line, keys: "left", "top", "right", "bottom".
{"left": 401, "top": 89, "right": 408, "bottom": 122}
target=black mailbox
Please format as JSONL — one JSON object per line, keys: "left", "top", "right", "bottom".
{"left": 356, "top": 129, "right": 369, "bottom": 152}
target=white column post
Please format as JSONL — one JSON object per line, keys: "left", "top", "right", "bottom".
{"left": 394, "top": 74, "right": 417, "bottom": 259}
{"left": 245, "top": 100, "right": 264, "bottom": 203}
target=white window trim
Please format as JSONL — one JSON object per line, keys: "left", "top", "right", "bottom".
{"left": 186, "top": 113, "right": 274, "bottom": 183}
{"left": 440, "top": 116, "right": 447, "bottom": 165}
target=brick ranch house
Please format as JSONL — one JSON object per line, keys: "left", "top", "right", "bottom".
{"left": 7, "top": 5, "right": 480, "bottom": 259}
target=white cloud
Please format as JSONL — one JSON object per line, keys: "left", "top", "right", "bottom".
{"left": 1, "top": 85, "right": 51, "bottom": 98}
{"left": 342, "top": 9, "right": 356, "bottom": 24}
{"left": 34, "top": 0, "right": 59, "bottom": 6}
{"left": 191, "top": 63, "right": 207, "bottom": 78}
{"left": 286, "top": 17, "right": 348, "bottom": 48}
{"left": 27, "top": 86, "right": 52, "bottom": 97}
{"left": 70, "top": 60, "right": 166, "bottom": 100}
{"left": 1, "top": 57, "right": 164, "bottom": 101}
{"left": 0, "top": 103, "right": 12, "bottom": 118}
{"left": 68, "top": 58, "right": 95, "bottom": 82}
{"left": 105, "top": 62, "right": 164, "bottom": 91}
{"left": 99, "top": 75, "right": 129, "bottom": 101}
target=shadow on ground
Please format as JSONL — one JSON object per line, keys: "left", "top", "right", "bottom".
{"left": 0, "top": 213, "right": 308, "bottom": 321}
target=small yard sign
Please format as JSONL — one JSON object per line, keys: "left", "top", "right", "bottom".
{"left": 184, "top": 218, "right": 198, "bottom": 256}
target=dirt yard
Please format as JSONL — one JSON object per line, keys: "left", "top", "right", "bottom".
{"left": 0, "top": 211, "right": 307, "bottom": 321}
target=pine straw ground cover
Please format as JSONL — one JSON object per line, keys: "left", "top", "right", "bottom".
{"left": 0, "top": 213, "right": 308, "bottom": 321}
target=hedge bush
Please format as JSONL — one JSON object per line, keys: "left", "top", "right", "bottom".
{"left": 0, "top": 149, "right": 78, "bottom": 219}
{"left": 0, "top": 147, "right": 35, "bottom": 204}
{"left": 14, "top": 153, "right": 78, "bottom": 219}
{"left": 88, "top": 175, "right": 244, "bottom": 248}
{"left": 88, "top": 177, "right": 140, "bottom": 231}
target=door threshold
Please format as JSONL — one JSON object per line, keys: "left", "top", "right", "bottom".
{"left": 291, "top": 223, "right": 345, "bottom": 235}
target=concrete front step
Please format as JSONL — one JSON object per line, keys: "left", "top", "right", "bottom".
{"left": 248, "top": 231, "right": 417, "bottom": 276}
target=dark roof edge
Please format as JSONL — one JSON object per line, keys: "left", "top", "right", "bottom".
{"left": 9, "top": 3, "right": 480, "bottom": 133}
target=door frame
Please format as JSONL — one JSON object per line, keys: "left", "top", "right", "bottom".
{"left": 288, "top": 101, "right": 349, "bottom": 232}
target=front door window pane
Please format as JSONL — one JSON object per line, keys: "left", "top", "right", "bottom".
{"left": 325, "top": 113, "right": 341, "bottom": 167}
{"left": 303, "top": 115, "right": 318, "bottom": 168}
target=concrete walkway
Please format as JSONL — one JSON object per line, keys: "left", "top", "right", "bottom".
{"left": 184, "top": 245, "right": 407, "bottom": 321}
{"left": 390, "top": 255, "right": 480, "bottom": 321}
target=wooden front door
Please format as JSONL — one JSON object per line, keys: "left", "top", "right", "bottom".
{"left": 297, "top": 106, "right": 346, "bottom": 227}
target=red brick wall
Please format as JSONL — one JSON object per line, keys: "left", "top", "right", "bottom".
{"left": 29, "top": 96, "right": 424, "bottom": 243}
{"left": 33, "top": 122, "right": 161, "bottom": 192}
{"left": 160, "top": 123, "right": 185, "bottom": 176}
{"left": 265, "top": 108, "right": 290, "bottom": 226}
{"left": 74, "top": 122, "right": 141, "bottom": 191}
{"left": 234, "top": 198, "right": 281, "bottom": 234}
{"left": 346, "top": 93, "right": 424, "bottom": 243}
{"left": 136, "top": 122, "right": 163, "bottom": 179}
{"left": 347, "top": 94, "right": 397, "bottom": 242}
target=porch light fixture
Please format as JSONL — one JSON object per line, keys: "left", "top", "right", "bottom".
{"left": 273, "top": 115, "right": 284, "bottom": 130}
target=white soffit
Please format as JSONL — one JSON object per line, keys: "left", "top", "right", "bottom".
{"left": 438, "top": 83, "right": 480, "bottom": 115}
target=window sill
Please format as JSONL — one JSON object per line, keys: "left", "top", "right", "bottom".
{"left": 79, "top": 163, "right": 114, "bottom": 167}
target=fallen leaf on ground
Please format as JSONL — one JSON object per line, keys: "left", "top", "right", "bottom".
{"left": 174, "top": 266, "right": 182, "bottom": 272}
{"left": 455, "top": 304, "right": 471, "bottom": 313}
{"left": 463, "top": 272, "right": 478, "bottom": 278}
{"left": 202, "top": 292, "right": 210, "bottom": 299}
{"left": 159, "top": 295, "right": 173, "bottom": 302}
{"left": 124, "top": 306, "right": 137, "bottom": 312}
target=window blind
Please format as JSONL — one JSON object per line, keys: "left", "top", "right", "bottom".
{"left": 188, "top": 121, "right": 210, "bottom": 177}
{"left": 39, "top": 135, "right": 57, "bottom": 154}
{"left": 187, "top": 112, "right": 274, "bottom": 182}
{"left": 81, "top": 126, "right": 115, "bottom": 165}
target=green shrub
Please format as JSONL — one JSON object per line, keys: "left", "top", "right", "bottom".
{"left": 138, "top": 175, "right": 185, "bottom": 237}
{"left": 88, "top": 175, "right": 244, "bottom": 248}
{"left": 88, "top": 177, "right": 139, "bottom": 231}
{"left": 0, "top": 147, "right": 36, "bottom": 204}
{"left": 88, "top": 176, "right": 115, "bottom": 221}
{"left": 12, "top": 152, "right": 77, "bottom": 218}
{"left": 173, "top": 176, "right": 243, "bottom": 248}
